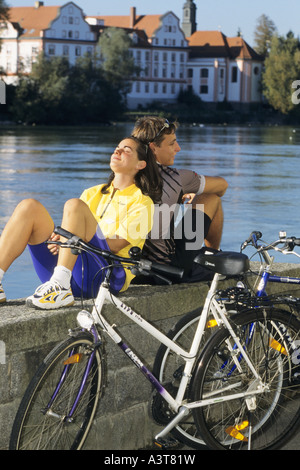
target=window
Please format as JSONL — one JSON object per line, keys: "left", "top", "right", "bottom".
{"left": 68, "top": 30, "right": 73, "bottom": 38}
{"left": 231, "top": 66, "right": 238, "bottom": 83}
{"left": 200, "top": 85, "right": 208, "bottom": 94}
{"left": 48, "top": 45, "right": 55, "bottom": 55}
{"left": 201, "top": 68, "right": 209, "bottom": 78}
{"left": 63, "top": 46, "right": 69, "bottom": 56}
{"left": 75, "top": 46, "right": 81, "bottom": 56}
{"left": 188, "top": 68, "right": 193, "bottom": 78}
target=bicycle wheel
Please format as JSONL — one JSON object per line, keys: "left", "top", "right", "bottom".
{"left": 191, "top": 307, "right": 300, "bottom": 450}
{"left": 10, "top": 330, "right": 105, "bottom": 450}
{"left": 152, "top": 308, "right": 216, "bottom": 449}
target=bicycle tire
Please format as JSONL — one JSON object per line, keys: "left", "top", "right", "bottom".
{"left": 191, "top": 307, "right": 300, "bottom": 450}
{"left": 10, "top": 330, "right": 105, "bottom": 450}
{"left": 153, "top": 308, "right": 215, "bottom": 449}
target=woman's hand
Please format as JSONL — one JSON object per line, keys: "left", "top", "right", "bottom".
{"left": 47, "top": 232, "right": 60, "bottom": 256}
{"left": 182, "top": 193, "right": 196, "bottom": 204}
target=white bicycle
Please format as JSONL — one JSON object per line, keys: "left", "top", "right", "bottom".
{"left": 10, "top": 227, "right": 300, "bottom": 450}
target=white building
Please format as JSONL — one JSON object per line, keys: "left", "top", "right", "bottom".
{"left": 0, "top": 1, "right": 263, "bottom": 108}
{"left": 0, "top": 1, "right": 96, "bottom": 83}
{"left": 186, "top": 31, "right": 263, "bottom": 105}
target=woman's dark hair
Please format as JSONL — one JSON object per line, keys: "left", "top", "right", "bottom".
{"left": 101, "top": 136, "right": 162, "bottom": 203}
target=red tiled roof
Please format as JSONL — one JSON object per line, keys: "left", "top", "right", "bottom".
{"left": 187, "top": 30, "right": 263, "bottom": 60}
{"left": 227, "top": 36, "right": 262, "bottom": 60}
{"left": 8, "top": 6, "right": 60, "bottom": 38}
{"left": 88, "top": 14, "right": 162, "bottom": 39}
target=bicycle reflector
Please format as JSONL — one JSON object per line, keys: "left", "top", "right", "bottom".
{"left": 225, "top": 421, "right": 249, "bottom": 442}
{"left": 206, "top": 319, "right": 218, "bottom": 328}
{"left": 64, "top": 353, "right": 83, "bottom": 365}
{"left": 269, "top": 338, "right": 288, "bottom": 356}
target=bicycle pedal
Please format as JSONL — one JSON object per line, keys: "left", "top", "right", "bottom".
{"left": 154, "top": 436, "right": 180, "bottom": 449}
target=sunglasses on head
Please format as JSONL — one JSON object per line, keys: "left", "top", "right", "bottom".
{"left": 152, "top": 119, "right": 170, "bottom": 142}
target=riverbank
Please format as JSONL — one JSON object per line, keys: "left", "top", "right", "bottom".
{"left": 1, "top": 98, "right": 297, "bottom": 127}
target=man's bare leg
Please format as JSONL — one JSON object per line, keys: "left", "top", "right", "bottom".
{"left": 192, "top": 193, "right": 224, "bottom": 249}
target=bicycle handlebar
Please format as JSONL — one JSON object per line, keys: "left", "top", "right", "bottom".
{"left": 240, "top": 230, "right": 300, "bottom": 259}
{"left": 52, "top": 226, "right": 184, "bottom": 282}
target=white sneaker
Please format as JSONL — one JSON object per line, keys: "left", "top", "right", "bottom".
{"left": 0, "top": 283, "right": 6, "bottom": 304}
{"left": 26, "top": 280, "right": 74, "bottom": 310}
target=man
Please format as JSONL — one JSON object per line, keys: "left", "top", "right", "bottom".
{"left": 131, "top": 116, "right": 228, "bottom": 283}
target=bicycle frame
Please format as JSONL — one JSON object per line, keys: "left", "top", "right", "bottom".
{"left": 244, "top": 231, "right": 300, "bottom": 299}
{"left": 69, "top": 271, "right": 264, "bottom": 442}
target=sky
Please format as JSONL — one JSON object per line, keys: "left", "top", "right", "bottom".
{"left": 6, "top": 0, "right": 300, "bottom": 47}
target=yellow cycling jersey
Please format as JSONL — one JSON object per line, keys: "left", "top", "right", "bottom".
{"left": 80, "top": 183, "right": 154, "bottom": 290}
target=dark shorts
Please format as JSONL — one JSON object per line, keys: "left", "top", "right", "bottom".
{"left": 133, "top": 208, "right": 215, "bottom": 285}
{"left": 28, "top": 231, "right": 126, "bottom": 298}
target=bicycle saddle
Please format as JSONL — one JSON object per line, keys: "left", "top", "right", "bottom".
{"left": 194, "top": 250, "right": 249, "bottom": 276}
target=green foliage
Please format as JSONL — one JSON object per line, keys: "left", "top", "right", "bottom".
{"left": 0, "top": 0, "right": 9, "bottom": 21}
{"left": 262, "top": 32, "right": 300, "bottom": 114}
{"left": 253, "top": 14, "right": 277, "bottom": 57}
{"left": 9, "top": 53, "right": 124, "bottom": 125}
{"left": 98, "top": 27, "right": 139, "bottom": 101}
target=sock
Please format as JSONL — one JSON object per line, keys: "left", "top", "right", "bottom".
{"left": 50, "top": 266, "right": 72, "bottom": 290}
{"left": 0, "top": 268, "right": 4, "bottom": 284}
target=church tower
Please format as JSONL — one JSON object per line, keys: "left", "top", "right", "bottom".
{"left": 181, "top": 0, "right": 197, "bottom": 38}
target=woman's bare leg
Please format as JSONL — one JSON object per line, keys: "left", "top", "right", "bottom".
{"left": 0, "top": 199, "right": 54, "bottom": 273}
{"left": 56, "top": 198, "right": 98, "bottom": 272}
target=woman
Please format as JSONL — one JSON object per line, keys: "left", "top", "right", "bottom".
{"left": 0, "top": 136, "right": 162, "bottom": 309}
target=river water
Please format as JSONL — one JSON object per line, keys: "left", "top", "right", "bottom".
{"left": 1, "top": 123, "right": 300, "bottom": 300}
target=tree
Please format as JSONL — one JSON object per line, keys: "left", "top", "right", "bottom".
{"left": 98, "top": 27, "right": 139, "bottom": 104}
{"left": 262, "top": 32, "right": 300, "bottom": 114}
{"left": 0, "top": 0, "right": 9, "bottom": 52}
{"left": 10, "top": 53, "right": 123, "bottom": 124}
{"left": 0, "top": 0, "right": 9, "bottom": 21}
{"left": 254, "top": 14, "right": 277, "bottom": 57}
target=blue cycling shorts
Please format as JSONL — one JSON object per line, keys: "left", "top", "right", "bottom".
{"left": 27, "top": 230, "right": 126, "bottom": 298}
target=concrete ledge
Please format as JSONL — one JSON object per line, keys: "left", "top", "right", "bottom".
{"left": 1, "top": 262, "right": 300, "bottom": 450}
